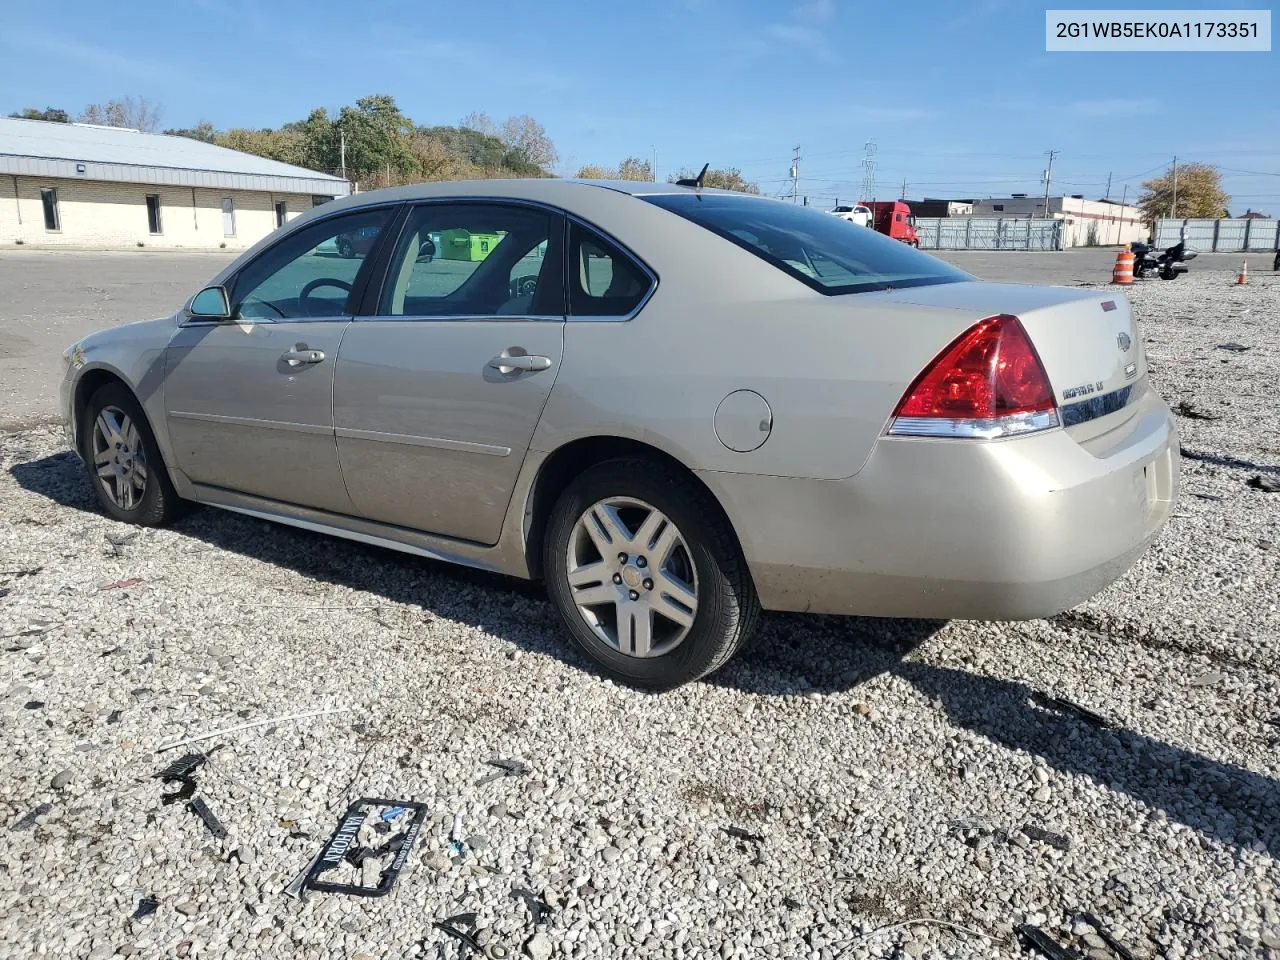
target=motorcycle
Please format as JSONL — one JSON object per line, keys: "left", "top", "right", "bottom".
{"left": 1130, "top": 238, "right": 1197, "bottom": 280}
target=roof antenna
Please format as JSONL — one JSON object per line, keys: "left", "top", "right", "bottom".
{"left": 676, "top": 163, "right": 709, "bottom": 189}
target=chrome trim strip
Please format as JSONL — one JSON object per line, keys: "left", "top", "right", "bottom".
{"left": 334, "top": 426, "right": 510, "bottom": 457}
{"left": 168, "top": 410, "right": 333, "bottom": 436}
{"left": 1060, "top": 384, "right": 1137, "bottom": 428}
{"left": 887, "top": 409, "right": 1060, "bottom": 439}
{"left": 355, "top": 321, "right": 565, "bottom": 330}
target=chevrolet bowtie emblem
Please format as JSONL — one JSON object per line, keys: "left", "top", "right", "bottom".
{"left": 1117, "top": 332, "right": 1132, "bottom": 351}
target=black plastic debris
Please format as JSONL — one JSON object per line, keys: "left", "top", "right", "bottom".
{"left": 154, "top": 753, "right": 207, "bottom": 782}
{"left": 432, "top": 911, "right": 482, "bottom": 954}
{"left": 1189, "top": 492, "right": 1223, "bottom": 501}
{"left": 1247, "top": 474, "right": 1280, "bottom": 493}
{"left": 132, "top": 896, "right": 160, "bottom": 920}
{"left": 1173, "top": 400, "right": 1220, "bottom": 421}
{"left": 782, "top": 896, "right": 802, "bottom": 910}
{"left": 511, "top": 887, "right": 553, "bottom": 924}
{"left": 475, "top": 758, "right": 531, "bottom": 787}
{"left": 107, "top": 710, "right": 122, "bottom": 725}
{"left": 1020, "top": 824, "right": 1072, "bottom": 852}
{"left": 303, "top": 798, "right": 427, "bottom": 897}
{"left": 23, "top": 700, "right": 44, "bottom": 710}
{"left": 187, "top": 796, "right": 228, "bottom": 839}
{"left": 161, "top": 779, "right": 197, "bottom": 806}
{"left": 1016, "top": 924, "right": 1082, "bottom": 959}
{"left": 1075, "top": 912, "right": 1137, "bottom": 960}
{"left": 10, "top": 802, "right": 52, "bottom": 831}
{"left": 1216, "top": 342, "right": 1250, "bottom": 352}
{"left": 1030, "top": 691, "right": 1113, "bottom": 729}
{"left": 723, "top": 825, "right": 765, "bottom": 843}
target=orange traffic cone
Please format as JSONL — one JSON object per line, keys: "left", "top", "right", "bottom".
{"left": 1112, "top": 249, "right": 1135, "bottom": 285}
{"left": 1236, "top": 258, "right": 1248, "bottom": 285}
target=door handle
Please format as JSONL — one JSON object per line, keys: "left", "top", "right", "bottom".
{"left": 488, "top": 354, "right": 552, "bottom": 374}
{"left": 283, "top": 346, "right": 326, "bottom": 367}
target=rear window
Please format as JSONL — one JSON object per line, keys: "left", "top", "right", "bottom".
{"left": 643, "top": 193, "right": 969, "bottom": 295}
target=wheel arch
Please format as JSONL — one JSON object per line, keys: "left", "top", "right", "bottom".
{"left": 521, "top": 435, "right": 745, "bottom": 581}
{"left": 72, "top": 365, "right": 138, "bottom": 454}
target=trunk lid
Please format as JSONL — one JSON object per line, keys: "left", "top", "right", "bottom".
{"left": 877, "top": 281, "right": 1145, "bottom": 434}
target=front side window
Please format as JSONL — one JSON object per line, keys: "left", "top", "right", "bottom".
{"left": 146, "top": 194, "right": 162, "bottom": 234}
{"left": 643, "top": 193, "right": 969, "bottom": 295}
{"left": 41, "top": 188, "right": 59, "bottom": 231}
{"left": 568, "top": 222, "right": 652, "bottom": 317}
{"left": 230, "top": 208, "right": 392, "bottom": 320}
{"left": 379, "top": 203, "right": 565, "bottom": 318}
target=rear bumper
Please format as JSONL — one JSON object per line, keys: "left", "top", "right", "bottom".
{"left": 698, "top": 388, "right": 1178, "bottom": 619}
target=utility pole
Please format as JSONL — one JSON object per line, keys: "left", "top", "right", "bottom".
{"left": 1117, "top": 184, "right": 1128, "bottom": 245}
{"left": 1104, "top": 171, "right": 1112, "bottom": 201}
{"left": 901, "top": 178, "right": 908, "bottom": 200}
{"left": 1170, "top": 156, "right": 1178, "bottom": 218}
{"left": 1042, "top": 149, "right": 1058, "bottom": 216}
{"left": 340, "top": 131, "right": 347, "bottom": 181}
{"left": 790, "top": 146, "right": 801, "bottom": 203}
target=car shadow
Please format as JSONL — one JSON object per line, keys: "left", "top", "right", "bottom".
{"left": 1180, "top": 446, "right": 1279, "bottom": 475}
{"left": 9, "top": 450, "right": 1278, "bottom": 858}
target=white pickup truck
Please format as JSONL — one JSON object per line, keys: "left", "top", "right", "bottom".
{"left": 828, "top": 204, "right": 872, "bottom": 227}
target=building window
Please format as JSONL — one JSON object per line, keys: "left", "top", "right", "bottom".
{"left": 221, "top": 198, "right": 235, "bottom": 237}
{"left": 275, "top": 201, "right": 287, "bottom": 228}
{"left": 146, "top": 194, "right": 163, "bottom": 234}
{"left": 40, "top": 188, "right": 60, "bottom": 231}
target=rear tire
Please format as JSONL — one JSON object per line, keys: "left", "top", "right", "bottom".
{"left": 82, "top": 382, "right": 185, "bottom": 526}
{"left": 543, "top": 458, "right": 759, "bottom": 688}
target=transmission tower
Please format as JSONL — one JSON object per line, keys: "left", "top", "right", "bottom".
{"left": 790, "top": 146, "right": 801, "bottom": 203}
{"left": 859, "top": 139, "right": 877, "bottom": 203}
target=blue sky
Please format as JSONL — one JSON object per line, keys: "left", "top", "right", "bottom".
{"left": 2, "top": 0, "right": 1277, "bottom": 212}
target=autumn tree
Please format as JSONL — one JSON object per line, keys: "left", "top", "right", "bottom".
{"left": 617, "top": 157, "right": 654, "bottom": 181}
{"left": 165, "top": 121, "right": 217, "bottom": 143}
{"left": 500, "top": 114, "right": 558, "bottom": 169}
{"left": 1138, "top": 162, "right": 1229, "bottom": 221}
{"left": 9, "top": 106, "right": 70, "bottom": 122}
{"left": 668, "top": 167, "right": 760, "bottom": 194}
{"left": 80, "top": 96, "right": 163, "bottom": 132}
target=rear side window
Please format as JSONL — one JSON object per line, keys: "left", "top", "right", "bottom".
{"left": 568, "top": 222, "right": 652, "bottom": 317}
{"left": 643, "top": 193, "right": 969, "bottom": 295}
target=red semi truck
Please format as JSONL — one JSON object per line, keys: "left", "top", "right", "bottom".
{"left": 865, "top": 200, "right": 920, "bottom": 246}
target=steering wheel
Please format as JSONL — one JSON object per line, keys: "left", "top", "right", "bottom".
{"left": 509, "top": 274, "right": 538, "bottom": 298}
{"left": 300, "top": 277, "right": 353, "bottom": 315}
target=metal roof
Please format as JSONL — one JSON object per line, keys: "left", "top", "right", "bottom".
{"left": 0, "top": 117, "right": 349, "bottom": 197}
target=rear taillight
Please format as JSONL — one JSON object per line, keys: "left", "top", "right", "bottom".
{"left": 888, "top": 314, "right": 1059, "bottom": 439}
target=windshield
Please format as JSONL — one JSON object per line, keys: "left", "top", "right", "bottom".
{"left": 643, "top": 192, "right": 969, "bottom": 295}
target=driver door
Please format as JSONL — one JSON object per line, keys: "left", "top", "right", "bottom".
{"left": 163, "top": 206, "right": 395, "bottom": 513}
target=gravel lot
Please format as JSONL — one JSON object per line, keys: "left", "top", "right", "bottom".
{"left": 1, "top": 266, "right": 1278, "bottom": 960}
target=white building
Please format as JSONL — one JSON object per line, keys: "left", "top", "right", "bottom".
{"left": 0, "top": 117, "right": 350, "bottom": 251}
{"left": 969, "top": 194, "right": 1145, "bottom": 247}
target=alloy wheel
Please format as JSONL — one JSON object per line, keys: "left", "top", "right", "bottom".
{"left": 91, "top": 405, "right": 148, "bottom": 510}
{"left": 565, "top": 497, "right": 699, "bottom": 658}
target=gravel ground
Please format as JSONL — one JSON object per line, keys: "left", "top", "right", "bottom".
{"left": 1, "top": 271, "right": 1277, "bottom": 960}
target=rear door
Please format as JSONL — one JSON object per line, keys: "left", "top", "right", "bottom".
{"left": 164, "top": 206, "right": 394, "bottom": 513}
{"left": 332, "top": 201, "right": 567, "bottom": 544}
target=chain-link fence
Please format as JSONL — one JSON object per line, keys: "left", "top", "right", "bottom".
{"left": 1155, "top": 218, "right": 1280, "bottom": 252}
{"left": 914, "top": 217, "right": 1063, "bottom": 251}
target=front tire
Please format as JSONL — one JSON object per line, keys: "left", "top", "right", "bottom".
{"left": 82, "top": 383, "right": 184, "bottom": 526}
{"left": 543, "top": 459, "right": 759, "bottom": 688}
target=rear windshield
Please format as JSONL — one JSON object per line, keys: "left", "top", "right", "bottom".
{"left": 643, "top": 193, "right": 969, "bottom": 295}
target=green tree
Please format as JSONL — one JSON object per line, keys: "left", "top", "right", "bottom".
{"left": 1138, "top": 162, "right": 1229, "bottom": 221}
{"left": 617, "top": 157, "right": 654, "bottom": 181}
{"left": 667, "top": 167, "right": 760, "bottom": 194}
{"left": 9, "top": 107, "right": 70, "bottom": 122}
{"left": 165, "top": 121, "right": 217, "bottom": 143}
{"left": 216, "top": 128, "right": 309, "bottom": 167}
{"left": 335, "top": 94, "right": 416, "bottom": 181}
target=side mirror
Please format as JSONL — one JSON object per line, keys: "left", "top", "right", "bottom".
{"left": 189, "top": 285, "right": 231, "bottom": 320}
